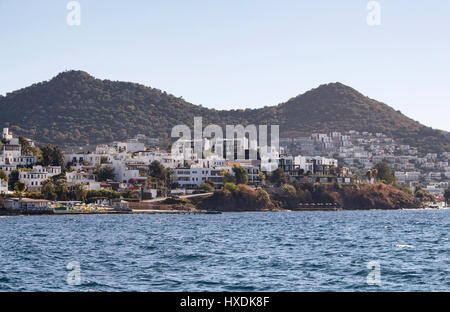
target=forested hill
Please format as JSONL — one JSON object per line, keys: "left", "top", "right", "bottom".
{"left": 0, "top": 70, "right": 448, "bottom": 153}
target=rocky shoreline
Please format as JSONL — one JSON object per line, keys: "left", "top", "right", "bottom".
{"left": 0, "top": 182, "right": 432, "bottom": 215}
{"left": 195, "top": 182, "right": 422, "bottom": 212}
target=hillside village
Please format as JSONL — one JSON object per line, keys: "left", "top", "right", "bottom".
{"left": 280, "top": 131, "right": 450, "bottom": 198}
{"left": 0, "top": 126, "right": 449, "bottom": 213}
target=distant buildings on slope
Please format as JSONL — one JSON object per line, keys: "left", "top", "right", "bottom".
{"left": 1, "top": 127, "right": 449, "bottom": 201}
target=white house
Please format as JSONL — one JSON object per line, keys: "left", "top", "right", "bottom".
{"left": 110, "top": 159, "right": 147, "bottom": 183}
{"left": 65, "top": 153, "right": 104, "bottom": 167}
{"left": 3, "top": 198, "right": 52, "bottom": 213}
{"left": 134, "top": 151, "right": 180, "bottom": 168}
{"left": 173, "top": 165, "right": 232, "bottom": 188}
{"left": 66, "top": 171, "right": 97, "bottom": 185}
{"left": 18, "top": 166, "right": 62, "bottom": 191}
{"left": 0, "top": 142, "right": 21, "bottom": 165}
{"left": 0, "top": 164, "right": 17, "bottom": 176}
{"left": 0, "top": 128, "right": 37, "bottom": 167}
{"left": 19, "top": 168, "right": 49, "bottom": 191}
{"left": 111, "top": 140, "right": 145, "bottom": 153}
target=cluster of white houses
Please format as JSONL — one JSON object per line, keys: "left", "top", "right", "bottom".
{"left": 280, "top": 130, "right": 450, "bottom": 197}
{"left": 0, "top": 129, "right": 63, "bottom": 193}
{"left": 2, "top": 127, "right": 448, "bottom": 199}
{"left": 0, "top": 128, "right": 346, "bottom": 196}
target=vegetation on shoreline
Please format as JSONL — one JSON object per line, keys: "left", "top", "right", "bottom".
{"left": 1, "top": 158, "right": 444, "bottom": 212}
{"left": 198, "top": 184, "right": 275, "bottom": 212}
{"left": 197, "top": 182, "right": 418, "bottom": 212}
{"left": 197, "top": 163, "right": 422, "bottom": 212}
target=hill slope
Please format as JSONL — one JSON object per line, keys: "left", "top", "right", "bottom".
{"left": 0, "top": 70, "right": 448, "bottom": 153}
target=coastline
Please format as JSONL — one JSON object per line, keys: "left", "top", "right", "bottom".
{"left": 2, "top": 205, "right": 443, "bottom": 217}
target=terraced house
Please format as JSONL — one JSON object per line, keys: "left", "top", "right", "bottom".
{"left": 0, "top": 128, "right": 37, "bottom": 172}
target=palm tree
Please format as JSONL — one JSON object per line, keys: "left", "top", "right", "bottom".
{"left": 365, "top": 170, "right": 372, "bottom": 183}
{"left": 371, "top": 169, "right": 378, "bottom": 183}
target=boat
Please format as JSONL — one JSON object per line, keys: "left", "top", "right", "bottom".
{"left": 428, "top": 201, "right": 447, "bottom": 209}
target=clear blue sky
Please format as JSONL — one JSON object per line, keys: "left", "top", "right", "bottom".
{"left": 1, "top": 0, "right": 449, "bottom": 131}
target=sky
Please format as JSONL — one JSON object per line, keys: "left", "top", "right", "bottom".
{"left": 0, "top": 0, "right": 449, "bottom": 131}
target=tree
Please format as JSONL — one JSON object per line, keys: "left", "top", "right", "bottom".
{"left": 14, "top": 181, "right": 27, "bottom": 197}
{"left": 281, "top": 184, "right": 296, "bottom": 197}
{"left": 54, "top": 178, "right": 69, "bottom": 200}
{"left": 223, "top": 182, "right": 238, "bottom": 193}
{"left": 258, "top": 171, "right": 266, "bottom": 184}
{"left": 96, "top": 166, "right": 115, "bottom": 182}
{"left": 0, "top": 170, "right": 8, "bottom": 182}
{"left": 199, "top": 182, "right": 214, "bottom": 192}
{"left": 232, "top": 165, "right": 248, "bottom": 185}
{"left": 268, "top": 168, "right": 290, "bottom": 186}
{"left": 415, "top": 188, "right": 434, "bottom": 202}
{"left": 395, "top": 183, "right": 413, "bottom": 196}
{"left": 365, "top": 169, "right": 377, "bottom": 184}
{"left": 163, "top": 168, "right": 174, "bottom": 189}
{"left": 373, "top": 162, "right": 395, "bottom": 184}
{"left": 8, "top": 170, "right": 19, "bottom": 189}
{"left": 40, "top": 144, "right": 65, "bottom": 167}
{"left": 149, "top": 160, "right": 165, "bottom": 180}
{"left": 365, "top": 170, "right": 372, "bottom": 183}
{"left": 41, "top": 179, "right": 57, "bottom": 200}
{"left": 371, "top": 168, "right": 378, "bottom": 181}
{"left": 149, "top": 160, "right": 173, "bottom": 187}
{"left": 445, "top": 188, "right": 450, "bottom": 204}
{"left": 72, "top": 183, "right": 87, "bottom": 202}
{"left": 256, "top": 188, "right": 271, "bottom": 204}
{"left": 221, "top": 169, "right": 235, "bottom": 183}
{"left": 19, "top": 136, "right": 34, "bottom": 156}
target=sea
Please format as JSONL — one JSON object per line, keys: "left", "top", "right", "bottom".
{"left": 0, "top": 209, "right": 449, "bottom": 291}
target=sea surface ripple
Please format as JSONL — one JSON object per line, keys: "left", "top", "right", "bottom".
{"left": 0, "top": 209, "right": 449, "bottom": 291}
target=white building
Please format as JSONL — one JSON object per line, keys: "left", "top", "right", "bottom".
{"left": 65, "top": 153, "right": 104, "bottom": 167}
{"left": 294, "top": 156, "right": 315, "bottom": 173}
{"left": 111, "top": 140, "right": 145, "bottom": 153}
{"left": 18, "top": 166, "right": 61, "bottom": 191}
{"left": 0, "top": 164, "right": 17, "bottom": 176}
{"left": 395, "top": 171, "right": 420, "bottom": 184}
{"left": 110, "top": 159, "right": 147, "bottom": 184}
{"left": 19, "top": 169, "right": 48, "bottom": 191}
{"left": 422, "top": 185, "right": 445, "bottom": 198}
{"left": 3, "top": 198, "right": 52, "bottom": 213}
{"left": 0, "top": 128, "right": 37, "bottom": 167}
{"left": 66, "top": 171, "right": 97, "bottom": 185}
{"left": 0, "top": 142, "right": 21, "bottom": 164}
{"left": 173, "top": 166, "right": 232, "bottom": 188}
{"left": 134, "top": 150, "right": 181, "bottom": 168}
{"left": 2, "top": 128, "right": 13, "bottom": 141}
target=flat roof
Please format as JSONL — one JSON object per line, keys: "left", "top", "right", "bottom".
{"left": 6, "top": 198, "right": 50, "bottom": 203}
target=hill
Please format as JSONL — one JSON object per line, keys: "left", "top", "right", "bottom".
{"left": 0, "top": 70, "right": 448, "bottom": 153}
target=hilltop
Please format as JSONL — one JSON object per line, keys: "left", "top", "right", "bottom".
{"left": 0, "top": 70, "right": 448, "bottom": 153}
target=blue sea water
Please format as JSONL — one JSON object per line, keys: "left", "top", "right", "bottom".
{"left": 0, "top": 209, "right": 449, "bottom": 292}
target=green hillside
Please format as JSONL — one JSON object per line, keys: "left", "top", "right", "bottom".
{"left": 0, "top": 70, "right": 448, "bottom": 153}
